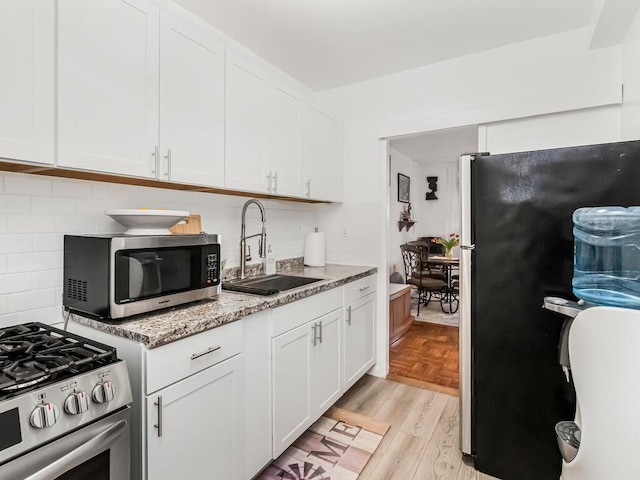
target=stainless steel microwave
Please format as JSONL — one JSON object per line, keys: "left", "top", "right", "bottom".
{"left": 63, "top": 234, "right": 221, "bottom": 319}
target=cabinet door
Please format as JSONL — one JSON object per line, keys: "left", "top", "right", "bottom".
{"left": 159, "top": 13, "right": 224, "bottom": 187}
{"left": 0, "top": 0, "right": 54, "bottom": 164}
{"left": 266, "top": 85, "right": 301, "bottom": 196}
{"left": 225, "top": 54, "right": 267, "bottom": 192}
{"left": 272, "top": 321, "right": 312, "bottom": 457}
{"left": 301, "top": 105, "right": 343, "bottom": 201}
{"left": 58, "top": 0, "right": 159, "bottom": 177}
{"left": 146, "top": 354, "right": 244, "bottom": 480}
{"left": 311, "top": 309, "right": 343, "bottom": 417}
{"left": 344, "top": 294, "right": 376, "bottom": 390}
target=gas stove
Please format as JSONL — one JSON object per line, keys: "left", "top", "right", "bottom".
{"left": 0, "top": 322, "right": 118, "bottom": 400}
{"left": 0, "top": 322, "right": 132, "bottom": 476}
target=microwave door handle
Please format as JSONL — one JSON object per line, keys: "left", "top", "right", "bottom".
{"left": 23, "top": 420, "right": 127, "bottom": 480}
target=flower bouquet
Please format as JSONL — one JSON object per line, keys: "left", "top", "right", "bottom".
{"left": 432, "top": 233, "right": 460, "bottom": 258}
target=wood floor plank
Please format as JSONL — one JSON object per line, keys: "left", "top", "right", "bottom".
{"left": 399, "top": 388, "right": 449, "bottom": 440}
{"left": 389, "top": 321, "right": 460, "bottom": 391}
{"left": 412, "top": 396, "right": 463, "bottom": 480}
{"left": 334, "top": 375, "right": 502, "bottom": 480}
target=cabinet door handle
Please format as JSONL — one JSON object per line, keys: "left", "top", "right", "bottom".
{"left": 311, "top": 323, "right": 318, "bottom": 346}
{"left": 164, "top": 149, "right": 172, "bottom": 180}
{"left": 151, "top": 146, "right": 159, "bottom": 177}
{"left": 273, "top": 171, "right": 278, "bottom": 194}
{"left": 305, "top": 179, "right": 311, "bottom": 198}
{"left": 267, "top": 171, "right": 272, "bottom": 193}
{"left": 190, "top": 345, "right": 221, "bottom": 360}
{"left": 359, "top": 285, "right": 370, "bottom": 292}
{"left": 154, "top": 395, "right": 163, "bottom": 437}
{"left": 346, "top": 306, "right": 352, "bottom": 325}
{"left": 318, "top": 320, "right": 323, "bottom": 344}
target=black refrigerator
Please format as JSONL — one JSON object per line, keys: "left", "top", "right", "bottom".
{"left": 459, "top": 140, "right": 640, "bottom": 480}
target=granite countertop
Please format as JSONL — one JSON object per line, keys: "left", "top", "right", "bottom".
{"left": 70, "top": 264, "right": 377, "bottom": 348}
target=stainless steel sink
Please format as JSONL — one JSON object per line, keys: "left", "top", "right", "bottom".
{"left": 222, "top": 274, "right": 323, "bottom": 296}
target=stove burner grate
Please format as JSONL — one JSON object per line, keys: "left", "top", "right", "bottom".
{"left": 0, "top": 322, "right": 117, "bottom": 399}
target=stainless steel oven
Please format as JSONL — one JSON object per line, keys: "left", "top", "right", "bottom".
{"left": 0, "top": 323, "right": 133, "bottom": 480}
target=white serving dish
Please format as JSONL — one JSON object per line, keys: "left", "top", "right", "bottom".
{"left": 106, "top": 209, "right": 189, "bottom": 235}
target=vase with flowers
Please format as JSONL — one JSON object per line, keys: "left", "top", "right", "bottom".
{"left": 432, "top": 233, "right": 460, "bottom": 258}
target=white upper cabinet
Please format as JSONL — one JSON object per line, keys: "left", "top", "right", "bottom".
{"left": 225, "top": 54, "right": 267, "bottom": 192}
{"left": 302, "top": 105, "right": 343, "bottom": 202}
{"left": 266, "top": 84, "right": 302, "bottom": 196}
{"left": 159, "top": 13, "right": 225, "bottom": 187}
{"left": 0, "top": 0, "right": 54, "bottom": 164}
{"left": 58, "top": 0, "right": 160, "bottom": 177}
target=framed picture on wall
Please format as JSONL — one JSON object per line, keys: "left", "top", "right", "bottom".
{"left": 398, "top": 173, "right": 410, "bottom": 203}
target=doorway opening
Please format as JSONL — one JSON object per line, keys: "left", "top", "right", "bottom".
{"left": 385, "top": 125, "right": 478, "bottom": 395}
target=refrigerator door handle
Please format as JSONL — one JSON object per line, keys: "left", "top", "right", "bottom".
{"left": 459, "top": 154, "right": 473, "bottom": 457}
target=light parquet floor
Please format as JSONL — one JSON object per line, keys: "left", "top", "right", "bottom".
{"left": 388, "top": 321, "right": 460, "bottom": 395}
{"left": 334, "top": 375, "right": 500, "bottom": 480}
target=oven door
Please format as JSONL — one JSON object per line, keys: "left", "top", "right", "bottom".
{"left": 0, "top": 407, "right": 130, "bottom": 480}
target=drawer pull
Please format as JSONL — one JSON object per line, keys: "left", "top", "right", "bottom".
{"left": 346, "top": 306, "right": 352, "bottom": 325}
{"left": 359, "top": 285, "right": 370, "bottom": 292}
{"left": 154, "top": 396, "right": 163, "bottom": 437}
{"left": 191, "top": 346, "right": 221, "bottom": 360}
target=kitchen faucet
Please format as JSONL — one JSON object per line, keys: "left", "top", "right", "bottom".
{"left": 239, "top": 199, "right": 267, "bottom": 279}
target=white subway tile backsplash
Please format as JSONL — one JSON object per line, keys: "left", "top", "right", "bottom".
{"left": 8, "top": 214, "right": 56, "bottom": 233}
{"left": 0, "top": 273, "right": 33, "bottom": 294}
{"left": 7, "top": 288, "right": 57, "bottom": 314}
{"left": 7, "top": 251, "right": 62, "bottom": 273}
{"left": 52, "top": 180, "right": 92, "bottom": 198}
{"left": 0, "top": 313, "right": 20, "bottom": 329}
{"left": 0, "top": 195, "right": 31, "bottom": 214}
{"left": 0, "top": 171, "right": 318, "bottom": 321}
{"left": 0, "top": 234, "right": 33, "bottom": 254}
{"left": 55, "top": 215, "right": 96, "bottom": 233}
{"left": 32, "top": 196, "right": 77, "bottom": 215}
{"left": 5, "top": 175, "right": 52, "bottom": 195}
{"left": 33, "top": 233, "right": 64, "bottom": 252}
{"left": 19, "top": 306, "right": 64, "bottom": 325}
{"left": 33, "top": 269, "right": 62, "bottom": 289}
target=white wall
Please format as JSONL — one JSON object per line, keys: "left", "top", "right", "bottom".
{"left": 0, "top": 172, "right": 320, "bottom": 328}
{"left": 388, "top": 148, "right": 417, "bottom": 278}
{"left": 316, "top": 28, "right": 623, "bottom": 377}
{"left": 481, "top": 105, "right": 622, "bottom": 154}
{"left": 413, "top": 162, "right": 461, "bottom": 241}
{"left": 621, "top": 6, "right": 640, "bottom": 139}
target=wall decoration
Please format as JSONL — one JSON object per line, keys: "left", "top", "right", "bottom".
{"left": 425, "top": 176, "right": 438, "bottom": 200}
{"left": 397, "top": 173, "right": 410, "bottom": 203}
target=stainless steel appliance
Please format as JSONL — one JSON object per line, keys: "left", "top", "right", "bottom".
{"left": 459, "top": 140, "right": 640, "bottom": 480}
{"left": 63, "top": 233, "right": 221, "bottom": 319}
{"left": 0, "top": 322, "right": 133, "bottom": 480}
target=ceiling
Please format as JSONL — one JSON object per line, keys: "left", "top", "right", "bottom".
{"left": 173, "top": 0, "right": 599, "bottom": 91}
{"left": 390, "top": 126, "right": 479, "bottom": 164}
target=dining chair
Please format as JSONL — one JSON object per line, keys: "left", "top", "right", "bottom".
{"left": 400, "top": 243, "right": 447, "bottom": 315}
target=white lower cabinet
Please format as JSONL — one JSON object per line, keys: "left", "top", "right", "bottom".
{"left": 344, "top": 277, "right": 377, "bottom": 390}
{"left": 272, "top": 301, "right": 343, "bottom": 457}
{"left": 146, "top": 354, "right": 244, "bottom": 480}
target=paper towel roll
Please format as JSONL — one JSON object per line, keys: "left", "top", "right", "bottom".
{"left": 304, "top": 232, "right": 325, "bottom": 267}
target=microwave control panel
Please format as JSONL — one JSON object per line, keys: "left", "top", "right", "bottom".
{"left": 206, "top": 253, "right": 219, "bottom": 285}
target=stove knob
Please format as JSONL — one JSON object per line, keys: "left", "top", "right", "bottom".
{"left": 92, "top": 380, "right": 115, "bottom": 404}
{"left": 64, "top": 391, "right": 90, "bottom": 415}
{"left": 30, "top": 402, "right": 60, "bottom": 429}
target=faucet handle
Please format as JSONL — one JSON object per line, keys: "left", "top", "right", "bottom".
{"left": 245, "top": 244, "right": 252, "bottom": 262}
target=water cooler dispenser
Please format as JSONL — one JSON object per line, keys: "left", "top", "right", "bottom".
{"left": 544, "top": 207, "right": 640, "bottom": 479}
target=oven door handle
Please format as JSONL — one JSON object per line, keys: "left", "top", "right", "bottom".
{"left": 24, "top": 419, "right": 127, "bottom": 480}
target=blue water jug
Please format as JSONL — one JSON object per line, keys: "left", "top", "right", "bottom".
{"left": 573, "top": 206, "right": 640, "bottom": 308}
